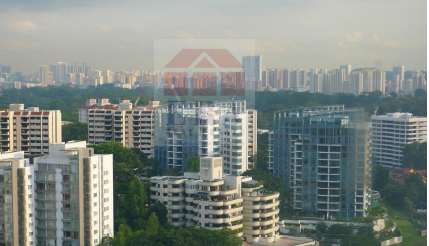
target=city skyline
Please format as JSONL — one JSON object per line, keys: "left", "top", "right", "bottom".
{"left": 0, "top": 0, "right": 426, "bottom": 72}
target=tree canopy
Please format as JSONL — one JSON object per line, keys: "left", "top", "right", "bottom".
{"left": 401, "top": 141, "right": 427, "bottom": 170}
{"left": 186, "top": 156, "right": 200, "bottom": 172}
{"left": 62, "top": 122, "right": 88, "bottom": 142}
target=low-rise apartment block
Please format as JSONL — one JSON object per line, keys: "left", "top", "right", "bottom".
{"left": 371, "top": 112, "right": 427, "bottom": 168}
{"left": 150, "top": 157, "right": 280, "bottom": 243}
{"left": 0, "top": 104, "right": 61, "bottom": 154}
{"left": 0, "top": 141, "right": 114, "bottom": 246}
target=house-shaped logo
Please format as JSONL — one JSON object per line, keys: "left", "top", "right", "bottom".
{"left": 163, "top": 49, "right": 245, "bottom": 97}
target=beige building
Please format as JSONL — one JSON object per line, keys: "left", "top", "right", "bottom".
{"left": 150, "top": 157, "right": 280, "bottom": 243}
{"left": 0, "top": 104, "right": 62, "bottom": 155}
{"left": 87, "top": 98, "right": 159, "bottom": 156}
{"left": 0, "top": 151, "right": 36, "bottom": 246}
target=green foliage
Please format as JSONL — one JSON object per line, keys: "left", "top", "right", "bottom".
{"left": 62, "top": 122, "right": 88, "bottom": 142}
{"left": 148, "top": 202, "right": 168, "bottom": 226}
{"left": 256, "top": 132, "right": 269, "bottom": 170}
{"left": 315, "top": 222, "right": 328, "bottom": 233}
{"left": 401, "top": 142, "right": 427, "bottom": 170}
{"left": 163, "top": 168, "right": 181, "bottom": 176}
{"left": 99, "top": 224, "right": 242, "bottom": 246}
{"left": 371, "top": 164, "right": 391, "bottom": 191}
{"left": 326, "top": 223, "right": 354, "bottom": 236}
{"left": 242, "top": 181, "right": 264, "bottom": 188}
{"left": 186, "top": 156, "right": 200, "bottom": 172}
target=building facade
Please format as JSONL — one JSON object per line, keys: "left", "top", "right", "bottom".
{"left": 150, "top": 157, "right": 280, "bottom": 243}
{"left": 371, "top": 112, "right": 427, "bottom": 168}
{"left": 0, "top": 151, "right": 35, "bottom": 246}
{"left": 0, "top": 104, "right": 62, "bottom": 155}
{"left": 0, "top": 141, "right": 113, "bottom": 246}
{"left": 33, "top": 141, "right": 114, "bottom": 246}
{"left": 269, "top": 105, "right": 372, "bottom": 218}
{"left": 153, "top": 101, "right": 256, "bottom": 175}
{"left": 87, "top": 98, "right": 159, "bottom": 156}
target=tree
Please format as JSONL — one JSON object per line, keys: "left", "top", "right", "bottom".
{"left": 256, "top": 132, "right": 269, "bottom": 170}
{"left": 62, "top": 122, "right": 88, "bottom": 142}
{"left": 186, "top": 156, "right": 200, "bottom": 172}
{"left": 315, "top": 222, "right": 328, "bottom": 233}
{"left": 371, "top": 164, "right": 390, "bottom": 191}
{"left": 146, "top": 212, "right": 159, "bottom": 235}
{"left": 148, "top": 202, "right": 168, "bottom": 226}
{"left": 402, "top": 142, "right": 427, "bottom": 170}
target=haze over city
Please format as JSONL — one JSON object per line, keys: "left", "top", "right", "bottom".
{"left": 0, "top": 0, "right": 427, "bottom": 72}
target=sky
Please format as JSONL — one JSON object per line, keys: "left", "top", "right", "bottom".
{"left": 0, "top": 0, "right": 427, "bottom": 73}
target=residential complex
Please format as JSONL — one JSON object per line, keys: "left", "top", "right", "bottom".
{"left": 87, "top": 98, "right": 159, "bottom": 156}
{"left": 242, "top": 56, "right": 262, "bottom": 81}
{"left": 0, "top": 141, "right": 114, "bottom": 246}
{"left": 371, "top": 112, "right": 427, "bottom": 168}
{"left": 78, "top": 97, "right": 118, "bottom": 124}
{"left": 150, "top": 157, "right": 280, "bottom": 243}
{"left": 0, "top": 150, "right": 35, "bottom": 246}
{"left": 0, "top": 104, "right": 62, "bottom": 155}
{"left": 153, "top": 100, "right": 257, "bottom": 175}
{"left": 269, "top": 105, "right": 372, "bottom": 218}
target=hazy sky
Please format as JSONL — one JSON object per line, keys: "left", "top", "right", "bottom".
{"left": 0, "top": 0, "right": 427, "bottom": 72}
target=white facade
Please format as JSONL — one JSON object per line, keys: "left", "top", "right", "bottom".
{"left": 154, "top": 100, "right": 257, "bottom": 175}
{"left": 150, "top": 157, "right": 280, "bottom": 243}
{"left": 371, "top": 113, "right": 427, "bottom": 168}
{"left": 0, "top": 104, "right": 62, "bottom": 155}
{"left": 242, "top": 56, "right": 262, "bottom": 81}
{"left": 34, "top": 141, "right": 114, "bottom": 246}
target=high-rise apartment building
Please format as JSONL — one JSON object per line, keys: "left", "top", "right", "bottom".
{"left": 269, "top": 106, "right": 372, "bottom": 218}
{"left": 242, "top": 56, "right": 262, "bottom": 81}
{"left": 0, "top": 104, "right": 61, "bottom": 154}
{"left": 393, "top": 66, "right": 405, "bottom": 82}
{"left": 87, "top": 98, "right": 159, "bottom": 156}
{"left": 0, "top": 150, "right": 36, "bottom": 246}
{"left": 371, "top": 113, "right": 427, "bottom": 168}
{"left": 372, "top": 69, "right": 386, "bottom": 94}
{"left": 340, "top": 65, "right": 352, "bottom": 75}
{"left": 149, "top": 157, "right": 280, "bottom": 243}
{"left": 1, "top": 65, "right": 11, "bottom": 74}
{"left": 0, "top": 141, "right": 114, "bottom": 246}
{"left": 78, "top": 97, "right": 118, "bottom": 124}
{"left": 39, "top": 65, "right": 51, "bottom": 85}
{"left": 282, "top": 69, "right": 290, "bottom": 89}
{"left": 153, "top": 101, "right": 256, "bottom": 175}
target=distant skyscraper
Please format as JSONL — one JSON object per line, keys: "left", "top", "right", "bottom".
{"left": 361, "top": 69, "right": 373, "bottom": 93}
{"left": 242, "top": 55, "right": 262, "bottom": 81}
{"left": 372, "top": 69, "right": 386, "bottom": 94}
{"left": 1, "top": 65, "right": 11, "bottom": 74}
{"left": 282, "top": 69, "right": 290, "bottom": 89}
{"left": 350, "top": 71, "right": 363, "bottom": 95}
{"left": 39, "top": 65, "right": 50, "bottom": 85}
{"left": 262, "top": 70, "right": 268, "bottom": 87}
{"left": 340, "top": 65, "right": 352, "bottom": 75}
{"left": 393, "top": 66, "right": 405, "bottom": 82}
